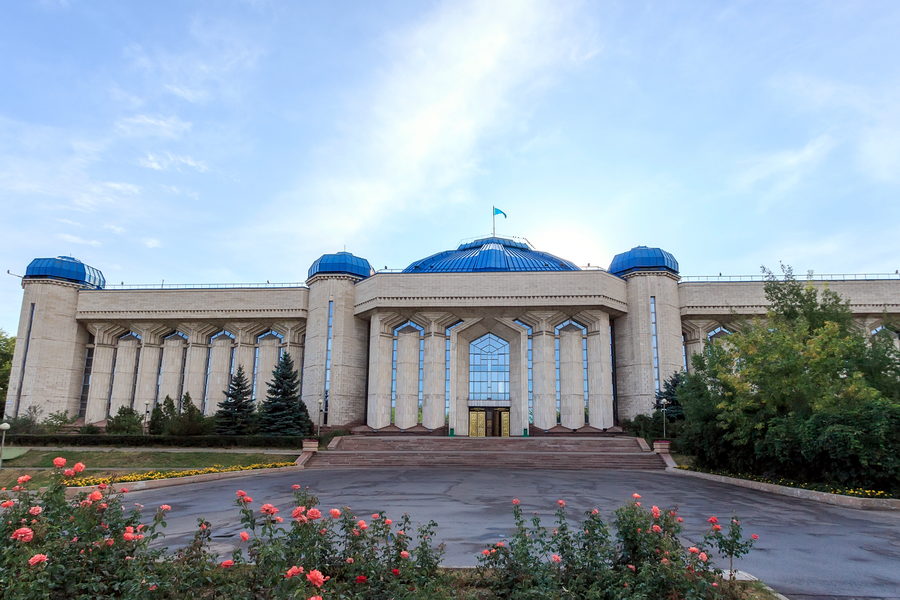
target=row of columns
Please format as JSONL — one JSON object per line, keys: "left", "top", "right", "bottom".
{"left": 528, "top": 311, "right": 614, "bottom": 431}
{"left": 367, "top": 310, "right": 616, "bottom": 434}
{"left": 81, "top": 321, "right": 305, "bottom": 423}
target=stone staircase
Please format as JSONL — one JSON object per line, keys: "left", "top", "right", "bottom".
{"left": 305, "top": 436, "right": 666, "bottom": 470}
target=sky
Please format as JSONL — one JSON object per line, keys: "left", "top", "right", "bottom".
{"left": 1, "top": 0, "right": 899, "bottom": 334}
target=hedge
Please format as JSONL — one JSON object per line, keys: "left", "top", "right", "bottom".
{"left": 5, "top": 434, "right": 310, "bottom": 448}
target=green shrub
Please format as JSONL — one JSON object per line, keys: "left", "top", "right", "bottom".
{"left": 77, "top": 424, "right": 101, "bottom": 435}
{"left": 6, "top": 433, "right": 308, "bottom": 448}
{"left": 105, "top": 406, "right": 144, "bottom": 435}
{"left": 5, "top": 406, "right": 45, "bottom": 434}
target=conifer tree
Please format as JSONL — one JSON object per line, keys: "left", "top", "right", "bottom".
{"left": 258, "top": 352, "right": 313, "bottom": 436}
{"left": 216, "top": 365, "right": 255, "bottom": 435}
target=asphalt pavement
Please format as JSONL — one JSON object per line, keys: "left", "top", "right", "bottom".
{"left": 126, "top": 467, "right": 900, "bottom": 600}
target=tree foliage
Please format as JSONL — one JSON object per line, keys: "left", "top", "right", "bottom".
{"left": 677, "top": 265, "right": 900, "bottom": 491}
{"left": 216, "top": 366, "right": 256, "bottom": 435}
{"left": 0, "top": 328, "right": 14, "bottom": 419}
{"left": 257, "top": 353, "right": 313, "bottom": 437}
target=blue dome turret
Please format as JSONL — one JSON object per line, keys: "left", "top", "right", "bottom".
{"left": 608, "top": 246, "right": 679, "bottom": 277}
{"left": 403, "top": 236, "right": 579, "bottom": 273}
{"left": 24, "top": 256, "right": 105, "bottom": 289}
{"left": 308, "top": 251, "right": 373, "bottom": 280}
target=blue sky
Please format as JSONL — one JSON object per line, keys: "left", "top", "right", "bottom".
{"left": 2, "top": 0, "right": 899, "bottom": 334}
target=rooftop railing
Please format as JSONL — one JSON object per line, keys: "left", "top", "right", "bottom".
{"left": 99, "top": 281, "right": 308, "bottom": 290}
{"left": 680, "top": 273, "right": 900, "bottom": 282}
{"left": 92, "top": 271, "right": 900, "bottom": 290}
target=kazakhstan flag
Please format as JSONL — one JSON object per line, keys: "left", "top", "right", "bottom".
{"left": 493, "top": 207, "right": 508, "bottom": 218}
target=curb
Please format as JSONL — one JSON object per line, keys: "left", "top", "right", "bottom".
{"left": 64, "top": 464, "right": 305, "bottom": 497}
{"left": 733, "top": 571, "right": 792, "bottom": 600}
{"left": 668, "top": 467, "right": 899, "bottom": 511}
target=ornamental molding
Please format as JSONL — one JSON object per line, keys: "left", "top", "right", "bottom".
{"left": 354, "top": 294, "right": 627, "bottom": 312}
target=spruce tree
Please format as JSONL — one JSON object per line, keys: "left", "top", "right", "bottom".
{"left": 216, "top": 365, "right": 255, "bottom": 435}
{"left": 258, "top": 352, "right": 313, "bottom": 436}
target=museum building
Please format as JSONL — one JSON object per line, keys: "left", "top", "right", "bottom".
{"left": 5, "top": 236, "right": 899, "bottom": 436}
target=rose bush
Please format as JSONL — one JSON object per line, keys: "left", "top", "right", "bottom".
{"left": 477, "top": 493, "right": 758, "bottom": 599}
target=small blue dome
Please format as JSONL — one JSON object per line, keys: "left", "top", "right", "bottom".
{"left": 308, "top": 251, "right": 373, "bottom": 280}
{"left": 24, "top": 256, "right": 105, "bottom": 289}
{"left": 403, "top": 236, "right": 579, "bottom": 273}
{"left": 608, "top": 246, "right": 679, "bottom": 277}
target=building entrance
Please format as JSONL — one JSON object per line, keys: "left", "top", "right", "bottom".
{"left": 468, "top": 407, "right": 510, "bottom": 437}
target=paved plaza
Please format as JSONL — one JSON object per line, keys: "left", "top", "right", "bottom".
{"left": 128, "top": 467, "right": 900, "bottom": 600}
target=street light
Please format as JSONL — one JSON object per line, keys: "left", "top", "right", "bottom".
{"left": 317, "top": 398, "right": 324, "bottom": 437}
{"left": 0, "top": 422, "right": 10, "bottom": 470}
{"left": 144, "top": 401, "right": 150, "bottom": 436}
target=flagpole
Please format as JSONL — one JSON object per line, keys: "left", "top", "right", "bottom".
{"left": 492, "top": 206, "right": 496, "bottom": 237}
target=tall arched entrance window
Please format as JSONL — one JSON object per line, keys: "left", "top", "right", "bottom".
{"left": 468, "top": 333, "right": 510, "bottom": 436}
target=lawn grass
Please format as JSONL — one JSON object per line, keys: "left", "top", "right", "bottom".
{"left": 0, "top": 449, "right": 297, "bottom": 488}
{"left": 1, "top": 449, "right": 294, "bottom": 468}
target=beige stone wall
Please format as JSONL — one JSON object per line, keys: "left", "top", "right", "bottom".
{"left": 354, "top": 271, "right": 627, "bottom": 313}
{"left": 4, "top": 280, "right": 88, "bottom": 419}
{"left": 302, "top": 275, "right": 368, "bottom": 429}
{"left": 76, "top": 287, "right": 309, "bottom": 321}
{"left": 615, "top": 273, "right": 682, "bottom": 421}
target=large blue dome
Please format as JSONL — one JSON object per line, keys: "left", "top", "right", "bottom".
{"left": 24, "top": 256, "right": 105, "bottom": 289}
{"left": 608, "top": 246, "right": 679, "bottom": 277}
{"left": 403, "top": 237, "right": 579, "bottom": 273}
{"left": 308, "top": 251, "right": 373, "bottom": 280}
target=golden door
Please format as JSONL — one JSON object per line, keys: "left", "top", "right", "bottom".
{"left": 501, "top": 409, "right": 510, "bottom": 437}
{"left": 469, "top": 410, "right": 486, "bottom": 437}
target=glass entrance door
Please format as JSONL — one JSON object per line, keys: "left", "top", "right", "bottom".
{"left": 468, "top": 408, "right": 509, "bottom": 437}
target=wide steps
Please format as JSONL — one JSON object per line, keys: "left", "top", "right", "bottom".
{"left": 305, "top": 436, "right": 666, "bottom": 470}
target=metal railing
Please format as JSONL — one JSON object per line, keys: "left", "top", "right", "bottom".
{"left": 98, "top": 281, "right": 308, "bottom": 290}
{"left": 680, "top": 273, "right": 900, "bottom": 282}
{"left": 92, "top": 272, "right": 899, "bottom": 289}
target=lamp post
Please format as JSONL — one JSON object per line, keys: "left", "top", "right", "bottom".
{"left": 144, "top": 401, "right": 150, "bottom": 436}
{"left": 317, "top": 398, "right": 324, "bottom": 438}
{"left": 0, "top": 422, "right": 10, "bottom": 470}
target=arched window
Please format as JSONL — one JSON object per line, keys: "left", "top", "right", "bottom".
{"left": 469, "top": 333, "right": 510, "bottom": 404}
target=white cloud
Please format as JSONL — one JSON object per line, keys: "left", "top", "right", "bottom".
{"left": 115, "top": 114, "right": 192, "bottom": 138}
{"left": 0, "top": 118, "right": 142, "bottom": 211}
{"left": 776, "top": 75, "right": 900, "bottom": 184}
{"left": 58, "top": 233, "right": 100, "bottom": 247}
{"left": 126, "top": 17, "right": 264, "bottom": 105}
{"left": 55, "top": 218, "right": 82, "bottom": 227}
{"left": 265, "top": 0, "right": 598, "bottom": 247}
{"left": 142, "top": 238, "right": 162, "bottom": 248}
{"left": 138, "top": 151, "right": 208, "bottom": 172}
{"left": 103, "top": 224, "right": 126, "bottom": 234}
{"left": 736, "top": 135, "right": 835, "bottom": 197}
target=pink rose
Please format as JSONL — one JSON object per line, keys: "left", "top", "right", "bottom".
{"left": 53, "top": 457, "right": 67, "bottom": 468}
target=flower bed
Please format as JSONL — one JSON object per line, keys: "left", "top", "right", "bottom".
{"left": 676, "top": 465, "right": 895, "bottom": 499}
{"left": 1, "top": 457, "right": 764, "bottom": 599}
{"left": 64, "top": 461, "right": 296, "bottom": 487}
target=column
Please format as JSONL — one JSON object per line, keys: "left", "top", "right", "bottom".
{"left": 158, "top": 335, "right": 186, "bottom": 403}
{"left": 394, "top": 325, "right": 419, "bottom": 429}
{"left": 366, "top": 314, "right": 393, "bottom": 429}
{"left": 558, "top": 324, "right": 585, "bottom": 429}
{"left": 109, "top": 335, "right": 139, "bottom": 416}
{"left": 231, "top": 325, "right": 259, "bottom": 379}
{"left": 422, "top": 328, "right": 445, "bottom": 430}
{"left": 182, "top": 324, "right": 217, "bottom": 413}
{"left": 206, "top": 334, "right": 235, "bottom": 412}
{"left": 84, "top": 324, "right": 122, "bottom": 424}
{"left": 255, "top": 335, "right": 282, "bottom": 400}
{"left": 134, "top": 325, "right": 167, "bottom": 409}
{"left": 531, "top": 326, "right": 557, "bottom": 430}
{"left": 587, "top": 312, "right": 614, "bottom": 429}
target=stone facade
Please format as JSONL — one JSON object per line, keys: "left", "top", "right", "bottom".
{"left": 5, "top": 244, "right": 899, "bottom": 435}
